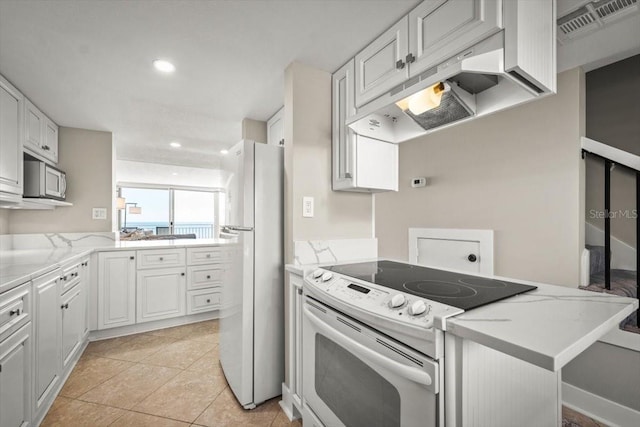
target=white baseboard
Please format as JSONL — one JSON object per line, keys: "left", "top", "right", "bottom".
{"left": 279, "top": 382, "right": 302, "bottom": 421}
{"left": 562, "top": 382, "right": 640, "bottom": 427}
{"left": 88, "top": 311, "right": 218, "bottom": 341}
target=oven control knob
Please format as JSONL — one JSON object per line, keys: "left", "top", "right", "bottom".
{"left": 312, "top": 269, "right": 323, "bottom": 279}
{"left": 321, "top": 272, "right": 333, "bottom": 282}
{"left": 388, "top": 294, "right": 406, "bottom": 308}
{"left": 408, "top": 300, "right": 427, "bottom": 316}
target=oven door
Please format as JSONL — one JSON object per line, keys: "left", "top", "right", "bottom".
{"left": 303, "top": 296, "right": 440, "bottom": 427}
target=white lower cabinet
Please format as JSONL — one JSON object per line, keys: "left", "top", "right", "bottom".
{"left": 137, "top": 267, "right": 186, "bottom": 323}
{"left": 61, "top": 282, "right": 85, "bottom": 369}
{"left": 98, "top": 251, "right": 136, "bottom": 329}
{"left": 33, "top": 270, "right": 61, "bottom": 415}
{"left": 0, "top": 281, "right": 32, "bottom": 427}
{"left": 0, "top": 322, "right": 32, "bottom": 427}
{"left": 283, "top": 271, "right": 304, "bottom": 416}
{"left": 186, "top": 288, "right": 221, "bottom": 315}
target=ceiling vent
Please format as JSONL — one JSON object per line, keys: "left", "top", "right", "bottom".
{"left": 557, "top": 0, "right": 639, "bottom": 43}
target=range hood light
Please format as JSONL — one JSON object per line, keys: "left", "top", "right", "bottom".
{"left": 395, "top": 82, "right": 445, "bottom": 115}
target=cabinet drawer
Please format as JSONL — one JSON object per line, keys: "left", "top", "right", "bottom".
{"left": 137, "top": 248, "right": 186, "bottom": 269}
{"left": 187, "top": 289, "right": 221, "bottom": 315}
{"left": 0, "top": 282, "right": 31, "bottom": 341}
{"left": 60, "top": 263, "right": 81, "bottom": 294}
{"left": 187, "top": 247, "right": 227, "bottom": 265}
{"left": 187, "top": 265, "right": 225, "bottom": 290}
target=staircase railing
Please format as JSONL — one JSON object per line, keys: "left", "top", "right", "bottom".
{"left": 582, "top": 137, "right": 639, "bottom": 327}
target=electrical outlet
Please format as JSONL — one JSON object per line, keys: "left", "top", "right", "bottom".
{"left": 303, "top": 197, "right": 314, "bottom": 218}
{"left": 92, "top": 208, "right": 107, "bottom": 220}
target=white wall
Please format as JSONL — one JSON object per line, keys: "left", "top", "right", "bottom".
{"left": 375, "top": 69, "right": 586, "bottom": 287}
{"left": 116, "top": 160, "right": 228, "bottom": 189}
{"left": 9, "top": 127, "right": 114, "bottom": 233}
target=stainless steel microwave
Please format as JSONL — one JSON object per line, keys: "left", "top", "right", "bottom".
{"left": 23, "top": 159, "right": 67, "bottom": 201}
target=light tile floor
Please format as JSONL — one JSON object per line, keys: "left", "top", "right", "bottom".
{"left": 42, "top": 319, "right": 302, "bottom": 427}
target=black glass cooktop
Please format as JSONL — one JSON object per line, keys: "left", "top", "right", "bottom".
{"left": 326, "top": 260, "right": 537, "bottom": 310}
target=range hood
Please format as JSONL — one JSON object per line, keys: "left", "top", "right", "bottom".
{"left": 347, "top": 32, "right": 555, "bottom": 143}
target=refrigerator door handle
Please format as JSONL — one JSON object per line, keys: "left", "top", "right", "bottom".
{"left": 223, "top": 225, "right": 254, "bottom": 232}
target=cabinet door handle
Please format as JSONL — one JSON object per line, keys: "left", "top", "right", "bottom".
{"left": 206, "top": 254, "right": 211, "bottom": 258}
{"left": 468, "top": 254, "right": 478, "bottom": 263}
{"left": 406, "top": 53, "right": 415, "bottom": 64}
{"left": 159, "top": 257, "right": 164, "bottom": 261}
{"left": 206, "top": 275, "right": 211, "bottom": 279}
{"left": 181, "top": 272, "right": 185, "bottom": 276}
{"left": 9, "top": 309, "right": 21, "bottom": 316}
{"left": 396, "top": 59, "right": 405, "bottom": 69}
{"left": 206, "top": 299, "right": 211, "bottom": 303}
{"left": 61, "top": 304, "right": 69, "bottom": 310}
{"left": 130, "top": 256, "right": 135, "bottom": 260}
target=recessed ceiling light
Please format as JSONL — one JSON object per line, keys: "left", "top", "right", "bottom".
{"left": 172, "top": 172, "right": 179, "bottom": 176}
{"left": 170, "top": 142, "right": 181, "bottom": 148}
{"left": 153, "top": 59, "right": 175, "bottom": 73}
{"left": 220, "top": 149, "right": 229, "bottom": 155}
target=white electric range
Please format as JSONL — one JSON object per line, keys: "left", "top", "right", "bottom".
{"left": 301, "top": 260, "right": 536, "bottom": 427}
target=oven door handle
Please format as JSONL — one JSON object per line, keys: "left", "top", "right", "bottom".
{"left": 304, "top": 305, "right": 432, "bottom": 387}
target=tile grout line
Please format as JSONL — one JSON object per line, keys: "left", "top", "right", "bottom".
{"left": 189, "top": 383, "right": 229, "bottom": 426}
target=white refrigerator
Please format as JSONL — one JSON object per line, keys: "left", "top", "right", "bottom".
{"left": 219, "top": 140, "right": 284, "bottom": 409}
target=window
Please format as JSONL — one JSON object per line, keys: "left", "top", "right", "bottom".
{"left": 118, "top": 185, "right": 224, "bottom": 239}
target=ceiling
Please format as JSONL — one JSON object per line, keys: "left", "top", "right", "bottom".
{"left": 1, "top": 1, "right": 638, "bottom": 170}
{"left": 0, "top": 0, "right": 420, "bottom": 168}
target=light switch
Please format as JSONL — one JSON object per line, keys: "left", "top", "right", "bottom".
{"left": 303, "top": 197, "right": 314, "bottom": 218}
{"left": 92, "top": 208, "right": 107, "bottom": 220}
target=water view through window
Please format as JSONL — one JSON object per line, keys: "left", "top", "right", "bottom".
{"left": 120, "top": 187, "right": 220, "bottom": 239}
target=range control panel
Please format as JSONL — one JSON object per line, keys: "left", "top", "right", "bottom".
{"left": 305, "top": 268, "right": 462, "bottom": 330}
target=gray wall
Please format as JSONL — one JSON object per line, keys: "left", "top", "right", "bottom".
{"left": 375, "top": 69, "right": 586, "bottom": 287}
{"left": 9, "top": 127, "right": 113, "bottom": 233}
{"left": 563, "top": 341, "right": 640, "bottom": 411}
{"left": 586, "top": 55, "right": 640, "bottom": 157}
{"left": 0, "top": 209, "right": 9, "bottom": 234}
{"left": 241, "top": 118, "right": 267, "bottom": 144}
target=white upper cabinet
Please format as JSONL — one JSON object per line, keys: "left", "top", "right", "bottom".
{"left": 333, "top": 59, "right": 398, "bottom": 193}
{"left": 0, "top": 75, "right": 23, "bottom": 199}
{"left": 267, "top": 107, "right": 284, "bottom": 147}
{"left": 24, "top": 98, "right": 43, "bottom": 153}
{"left": 43, "top": 116, "right": 59, "bottom": 163}
{"left": 408, "top": 0, "right": 502, "bottom": 77}
{"left": 353, "top": 0, "right": 503, "bottom": 109}
{"left": 354, "top": 17, "right": 409, "bottom": 108}
{"left": 24, "top": 97, "right": 58, "bottom": 164}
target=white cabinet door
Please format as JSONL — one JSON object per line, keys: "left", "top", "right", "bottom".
{"left": 79, "top": 258, "right": 90, "bottom": 337}
{"left": 267, "top": 107, "right": 284, "bottom": 147}
{"left": 408, "top": 0, "right": 502, "bottom": 77}
{"left": 417, "top": 238, "right": 482, "bottom": 273}
{"left": 0, "top": 323, "right": 31, "bottom": 427}
{"left": 34, "top": 273, "right": 61, "bottom": 410}
{"left": 24, "top": 98, "right": 43, "bottom": 153}
{"left": 0, "top": 76, "right": 23, "bottom": 198}
{"left": 137, "top": 267, "right": 186, "bottom": 323}
{"left": 61, "top": 283, "right": 84, "bottom": 369}
{"left": 353, "top": 135, "right": 398, "bottom": 192}
{"left": 332, "top": 59, "right": 356, "bottom": 191}
{"left": 42, "top": 116, "right": 58, "bottom": 163}
{"left": 98, "top": 251, "right": 136, "bottom": 329}
{"left": 355, "top": 16, "right": 409, "bottom": 107}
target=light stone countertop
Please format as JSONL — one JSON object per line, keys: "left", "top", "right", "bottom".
{"left": 0, "top": 238, "right": 238, "bottom": 294}
{"left": 446, "top": 278, "right": 638, "bottom": 371}
{"left": 288, "top": 259, "right": 638, "bottom": 372}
